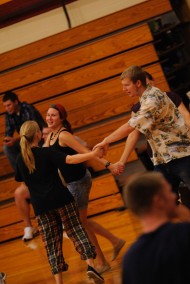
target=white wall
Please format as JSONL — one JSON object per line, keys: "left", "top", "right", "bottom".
{"left": 0, "top": 0, "right": 146, "bottom": 54}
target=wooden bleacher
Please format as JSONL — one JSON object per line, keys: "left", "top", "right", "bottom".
{"left": 0, "top": 62, "right": 169, "bottom": 152}
{"left": 0, "top": 0, "right": 171, "bottom": 72}
{"left": 0, "top": 24, "right": 153, "bottom": 93}
{"left": 0, "top": 0, "right": 172, "bottom": 242}
{"left": 0, "top": 44, "right": 157, "bottom": 112}
{"left": 0, "top": 173, "right": 124, "bottom": 243}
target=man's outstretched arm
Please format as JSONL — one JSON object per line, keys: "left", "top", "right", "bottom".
{"left": 93, "top": 122, "right": 134, "bottom": 153}
{"left": 111, "top": 129, "right": 141, "bottom": 175}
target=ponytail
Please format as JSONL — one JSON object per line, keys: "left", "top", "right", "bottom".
{"left": 63, "top": 119, "right": 73, "bottom": 134}
{"left": 20, "top": 121, "right": 39, "bottom": 173}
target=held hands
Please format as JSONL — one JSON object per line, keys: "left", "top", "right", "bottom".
{"left": 92, "top": 139, "right": 125, "bottom": 175}
{"left": 93, "top": 140, "right": 109, "bottom": 155}
{"left": 109, "top": 161, "right": 125, "bottom": 175}
{"left": 93, "top": 147, "right": 104, "bottom": 158}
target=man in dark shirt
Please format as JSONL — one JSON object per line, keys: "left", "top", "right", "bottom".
{"left": 122, "top": 172, "right": 190, "bottom": 284}
{"left": 2, "top": 91, "right": 45, "bottom": 171}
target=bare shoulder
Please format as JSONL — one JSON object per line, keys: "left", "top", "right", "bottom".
{"left": 59, "top": 131, "right": 75, "bottom": 145}
{"left": 59, "top": 130, "right": 73, "bottom": 139}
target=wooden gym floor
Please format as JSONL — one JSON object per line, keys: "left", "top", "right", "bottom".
{"left": 0, "top": 209, "right": 142, "bottom": 284}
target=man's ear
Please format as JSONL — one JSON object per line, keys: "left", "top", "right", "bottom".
{"left": 14, "top": 100, "right": 19, "bottom": 106}
{"left": 136, "top": 80, "right": 142, "bottom": 87}
{"left": 153, "top": 193, "right": 164, "bottom": 209}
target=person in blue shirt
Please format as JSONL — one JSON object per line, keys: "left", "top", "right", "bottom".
{"left": 2, "top": 91, "right": 45, "bottom": 171}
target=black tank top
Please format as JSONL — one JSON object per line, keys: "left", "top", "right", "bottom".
{"left": 49, "top": 130, "right": 86, "bottom": 183}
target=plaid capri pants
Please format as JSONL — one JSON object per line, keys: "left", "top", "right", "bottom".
{"left": 36, "top": 201, "right": 96, "bottom": 275}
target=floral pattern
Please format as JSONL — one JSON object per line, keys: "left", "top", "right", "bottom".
{"left": 128, "top": 86, "right": 190, "bottom": 165}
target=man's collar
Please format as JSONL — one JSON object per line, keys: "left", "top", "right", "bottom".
{"left": 15, "top": 103, "right": 21, "bottom": 115}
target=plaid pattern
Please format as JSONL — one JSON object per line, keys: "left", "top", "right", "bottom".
{"left": 5, "top": 102, "right": 45, "bottom": 136}
{"left": 36, "top": 201, "right": 96, "bottom": 275}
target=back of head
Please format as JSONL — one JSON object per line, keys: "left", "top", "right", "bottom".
{"left": 20, "top": 121, "right": 40, "bottom": 173}
{"left": 144, "top": 71, "right": 153, "bottom": 81}
{"left": 124, "top": 172, "right": 164, "bottom": 216}
{"left": 3, "top": 91, "right": 20, "bottom": 103}
{"left": 144, "top": 71, "right": 154, "bottom": 86}
{"left": 120, "top": 65, "right": 147, "bottom": 87}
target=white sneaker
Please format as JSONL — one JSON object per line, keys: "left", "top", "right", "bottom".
{"left": 22, "top": 227, "right": 38, "bottom": 241}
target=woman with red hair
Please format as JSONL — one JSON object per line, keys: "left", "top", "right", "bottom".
{"left": 45, "top": 104, "right": 126, "bottom": 274}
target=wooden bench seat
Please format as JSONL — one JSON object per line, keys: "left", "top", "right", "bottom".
{"left": 0, "top": 0, "right": 171, "bottom": 72}
{"left": 0, "top": 202, "right": 35, "bottom": 228}
{"left": 13, "top": 63, "right": 169, "bottom": 117}
{"left": 88, "top": 193, "right": 124, "bottom": 217}
{"left": 0, "top": 194, "right": 124, "bottom": 243}
{"left": 0, "top": 155, "right": 13, "bottom": 178}
{"left": 0, "top": 43, "right": 158, "bottom": 104}
{"left": 0, "top": 173, "right": 120, "bottom": 226}
{"left": 90, "top": 173, "right": 121, "bottom": 201}
{"left": 0, "top": 173, "right": 124, "bottom": 243}
{"left": 0, "top": 219, "right": 38, "bottom": 243}
{"left": 76, "top": 114, "right": 131, "bottom": 148}
{"left": 0, "top": 24, "right": 153, "bottom": 93}
{"left": 0, "top": 176, "right": 19, "bottom": 201}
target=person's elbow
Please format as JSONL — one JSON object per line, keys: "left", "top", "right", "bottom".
{"left": 66, "top": 155, "right": 75, "bottom": 164}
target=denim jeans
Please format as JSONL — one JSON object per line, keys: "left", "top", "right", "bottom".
{"left": 154, "top": 156, "right": 190, "bottom": 195}
{"left": 67, "top": 169, "right": 92, "bottom": 210}
{"left": 3, "top": 139, "right": 20, "bottom": 171}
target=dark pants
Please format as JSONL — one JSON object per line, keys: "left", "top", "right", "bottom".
{"left": 3, "top": 140, "right": 20, "bottom": 171}
{"left": 154, "top": 156, "right": 190, "bottom": 197}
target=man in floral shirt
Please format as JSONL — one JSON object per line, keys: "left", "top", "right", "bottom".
{"left": 94, "top": 65, "right": 190, "bottom": 194}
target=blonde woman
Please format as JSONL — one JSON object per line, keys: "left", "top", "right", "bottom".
{"left": 15, "top": 121, "right": 104, "bottom": 284}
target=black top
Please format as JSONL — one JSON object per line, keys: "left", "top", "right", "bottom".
{"left": 15, "top": 147, "right": 74, "bottom": 215}
{"left": 49, "top": 130, "right": 86, "bottom": 183}
{"left": 122, "top": 222, "right": 190, "bottom": 284}
{"left": 131, "top": 92, "right": 182, "bottom": 157}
